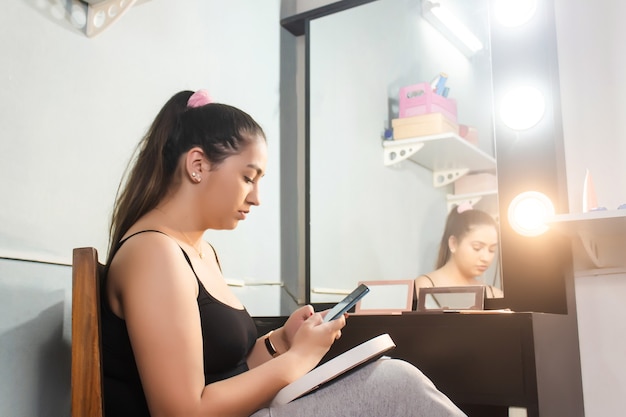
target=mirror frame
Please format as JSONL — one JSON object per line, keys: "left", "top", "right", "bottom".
{"left": 280, "top": 0, "right": 573, "bottom": 314}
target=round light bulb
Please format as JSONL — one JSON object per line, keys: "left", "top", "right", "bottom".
{"left": 500, "top": 86, "right": 546, "bottom": 130}
{"left": 507, "top": 191, "right": 554, "bottom": 236}
{"left": 494, "top": 0, "right": 537, "bottom": 27}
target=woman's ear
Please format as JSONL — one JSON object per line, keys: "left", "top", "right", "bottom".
{"left": 448, "top": 236, "right": 458, "bottom": 254}
{"left": 185, "top": 147, "right": 207, "bottom": 183}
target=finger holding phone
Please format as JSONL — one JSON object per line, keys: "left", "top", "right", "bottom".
{"left": 282, "top": 284, "right": 370, "bottom": 364}
{"left": 288, "top": 311, "right": 346, "bottom": 369}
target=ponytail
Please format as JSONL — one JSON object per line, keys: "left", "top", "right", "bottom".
{"left": 106, "top": 91, "right": 193, "bottom": 265}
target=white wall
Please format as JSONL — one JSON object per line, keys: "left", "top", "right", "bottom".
{"left": 0, "top": 0, "right": 282, "bottom": 283}
{"left": 554, "top": 0, "right": 626, "bottom": 416}
{"left": 0, "top": 1, "right": 282, "bottom": 416}
{"left": 0, "top": 0, "right": 286, "bottom": 300}
{"left": 556, "top": 0, "right": 626, "bottom": 212}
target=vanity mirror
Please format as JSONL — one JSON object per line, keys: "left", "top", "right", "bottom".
{"left": 280, "top": 0, "right": 572, "bottom": 314}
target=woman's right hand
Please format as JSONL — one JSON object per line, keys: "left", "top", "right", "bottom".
{"left": 286, "top": 312, "right": 346, "bottom": 369}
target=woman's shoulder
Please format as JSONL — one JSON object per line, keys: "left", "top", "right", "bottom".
{"left": 487, "top": 285, "right": 504, "bottom": 298}
{"left": 105, "top": 229, "right": 194, "bottom": 319}
{"left": 108, "top": 229, "right": 187, "bottom": 281}
{"left": 415, "top": 273, "right": 436, "bottom": 288}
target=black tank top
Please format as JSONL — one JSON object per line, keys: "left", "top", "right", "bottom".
{"left": 101, "top": 230, "right": 258, "bottom": 417}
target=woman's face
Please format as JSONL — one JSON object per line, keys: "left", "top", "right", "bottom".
{"left": 450, "top": 224, "right": 498, "bottom": 278}
{"left": 201, "top": 136, "right": 267, "bottom": 230}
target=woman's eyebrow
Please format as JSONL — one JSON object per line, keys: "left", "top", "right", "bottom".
{"left": 247, "top": 163, "right": 265, "bottom": 177}
{"left": 472, "top": 240, "right": 498, "bottom": 246}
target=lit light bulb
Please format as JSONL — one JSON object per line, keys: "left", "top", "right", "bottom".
{"left": 508, "top": 191, "right": 554, "bottom": 236}
{"left": 500, "top": 86, "right": 546, "bottom": 131}
{"left": 494, "top": 0, "right": 537, "bottom": 27}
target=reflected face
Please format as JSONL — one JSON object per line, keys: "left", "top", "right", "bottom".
{"left": 202, "top": 136, "right": 267, "bottom": 230}
{"left": 451, "top": 225, "right": 498, "bottom": 278}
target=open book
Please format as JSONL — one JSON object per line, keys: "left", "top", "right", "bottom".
{"left": 271, "top": 333, "right": 396, "bottom": 406}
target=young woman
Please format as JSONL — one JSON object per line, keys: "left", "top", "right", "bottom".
{"left": 101, "top": 89, "right": 466, "bottom": 417}
{"left": 416, "top": 204, "right": 503, "bottom": 299}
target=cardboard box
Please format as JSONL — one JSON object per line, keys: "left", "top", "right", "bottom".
{"left": 392, "top": 113, "right": 458, "bottom": 140}
{"left": 453, "top": 173, "right": 498, "bottom": 195}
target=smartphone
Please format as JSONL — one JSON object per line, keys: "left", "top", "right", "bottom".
{"left": 323, "top": 284, "right": 370, "bottom": 322}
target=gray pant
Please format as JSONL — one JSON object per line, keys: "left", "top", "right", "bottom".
{"left": 251, "top": 358, "right": 467, "bottom": 417}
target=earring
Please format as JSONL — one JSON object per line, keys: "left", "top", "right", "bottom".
{"left": 191, "top": 172, "right": 201, "bottom": 182}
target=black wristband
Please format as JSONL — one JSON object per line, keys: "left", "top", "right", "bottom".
{"left": 264, "top": 331, "right": 280, "bottom": 357}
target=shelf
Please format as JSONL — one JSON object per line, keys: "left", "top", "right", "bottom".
{"left": 547, "top": 210, "right": 626, "bottom": 269}
{"left": 382, "top": 133, "right": 496, "bottom": 187}
{"left": 548, "top": 210, "right": 626, "bottom": 236}
{"left": 447, "top": 190, "right": 498, "bottom": 215}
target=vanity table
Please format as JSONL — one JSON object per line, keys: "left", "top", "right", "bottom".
{"left": 255, "top": 311, "right": 583, "bottom": 417}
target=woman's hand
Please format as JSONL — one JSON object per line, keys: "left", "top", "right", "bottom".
{"left": 272, "top": 305, "right": 346, "bottom": 356}
{"left": 286, "top": 312, "right": 346, "bottom": 369}
{"left": 272, "top": 305, "right": 314, "bottom": 353}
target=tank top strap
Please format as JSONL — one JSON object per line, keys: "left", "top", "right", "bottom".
{"left": 112, "top": 229, "right": 222, "bottom": 282}
{"left": 117, "top": 229, "right": 166, "bottom": 248}
{"left": 422, "top": 274, "right": 436, "bottom": 287}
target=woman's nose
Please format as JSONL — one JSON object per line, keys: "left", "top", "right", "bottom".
{"left": 247, "top": 185, "right": 261, "bottom": 206}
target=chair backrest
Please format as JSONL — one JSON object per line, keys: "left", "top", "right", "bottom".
{"left": 71, "top": 247, "right": 105, "bottom": 417}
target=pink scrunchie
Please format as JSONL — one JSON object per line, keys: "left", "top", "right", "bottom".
{"left": 187, "top": 89, "right": 213, "bottom": 108}
{"left": 457, "top": 202, "right": 473, "bottom": 213}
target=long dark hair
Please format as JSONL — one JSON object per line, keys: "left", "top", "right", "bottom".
{"left": 435, "top": 206, "right": 498, "bottom": 268}
{"left": 106, "top": 90, "right": 265, "bottom": 265}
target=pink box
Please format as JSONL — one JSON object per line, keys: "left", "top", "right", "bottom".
{"left": 399, "top": 82, "right": 458, "bottom": 122}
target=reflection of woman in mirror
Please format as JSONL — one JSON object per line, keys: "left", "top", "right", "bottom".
{"left": 415, "top": 203, "right": 503, "bottom": 298}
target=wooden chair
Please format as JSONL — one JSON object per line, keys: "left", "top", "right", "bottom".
{"left": 71, "top": 247, "right": 105, "bottom": 417}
